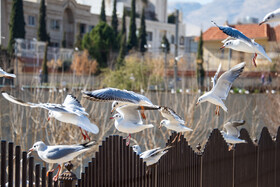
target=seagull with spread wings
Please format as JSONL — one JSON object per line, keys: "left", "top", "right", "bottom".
{"left": 82, "top": 88, "right": 159, "bottom": 120}
{"left": 196, "top": 62, "right": 245, "bottom": 115}
{"left": 28, "top": 141, "right": 96, "bottom": 181}
{"left": 109, "top": 104, "right": 154, "bottom": 146}
{"left": 1, "top": 92, "right": 99, "bottom": 140}
{"left": 159, "top": 106, "right": 193, "bottom": 143}
{"left": 0, "top": 67, "right": 16, "bottom": 78}
{"left": 221, "top": 120, "right": 247, "bottom": 150}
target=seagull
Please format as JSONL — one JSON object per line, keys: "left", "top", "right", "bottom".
{"left": 212, "top": 21, "right": 271, "bottom": 67}
{"left": 259, "top": 8, "right": 280, "bottom": 25}
{"left": 220, "top": 39, "right": 271, "bottom": 67}
{"left": 132, "top": 145, "right": 171, "bottom": 167}
{"left": 196, "top": 62, "right": 245, "bottom": 115}
{"left": 1, "top": 92, "right": 99, "bottom": 140}
{"left": 158, "top": 106, "right": 193, "bottom": 143}
{"left": 0, "top": 67, "right": 16, "bottom": 78}
{"left": 109, "top": 104, "right": 154, "bottom": 146}
{"left": 82, "top": 88, "right": 159, "bottom": 120}
{"left": 28, "top": 141, "right": 96, "bottom": 181}
{"left": 221, "top": 120, "right": 247, "bottom": 150}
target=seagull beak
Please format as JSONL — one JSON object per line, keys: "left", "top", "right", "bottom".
{"left": 28, "top": 148, "right": 34, "bottom": 153}
{"left": 109, "top": 117, "right": 114, "bottom": 120}
{"left": 196, "top": 102, "right": 199, "bottom": 106}
{"left": 111, "top": 108, "right": 115, "bottom": 114}
{"left": 220, "top": 46, "right": 225, "bottom": 50}
{"left": 159, "top": 125, "right": 162, "bottom": 129}
{"left": 47, "top": 117, "right": 50, "bottom": 121}
{"left": 259, "top": 21, "right": 265, "bottom": 25}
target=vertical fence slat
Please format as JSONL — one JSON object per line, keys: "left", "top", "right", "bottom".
{"left": 42, "top": 167, "right": 47, "bottom": 187}
{"left": 22, "top": 151, "right": 27, "bottom": 187}
{"left": 8, "top": 142, "right": 13, "bottom": 187}
{"left": 276, "top": 127, "right": 280, "bottom": 187}
{"left": 48, "top": 172, "right": 53, "bottom": 187}
{"left": 29, "top": 156, "right": 34, "bottom": 187}
{"left": 84, "top": 167, "right": 88, "bottom": 187}
{"left": 35, "top": 164, "right": 40, "bottom": 187}
{"left": 88, "top": 162, "right": 92, "bottom": 187}
{"left": 15, "top": 146, "right": 21, "bottom": 187}
{"left": 81, "top": 172, "right": 85, "bottom": 187}
{"left": 1, "top": 140, "right": 7, "bottom": 187}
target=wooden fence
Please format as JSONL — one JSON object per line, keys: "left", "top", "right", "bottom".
{"left": 1, "top": 126, "right": 280, "bottom": 187}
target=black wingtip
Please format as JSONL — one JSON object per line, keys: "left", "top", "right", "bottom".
{"left": 81, "top": 140, "right": 96, "bottom": 148}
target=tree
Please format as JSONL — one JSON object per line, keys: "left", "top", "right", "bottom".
{"left": 138, "top": 8, "right": 147, "bottom": 55}
{"left": 41, "top": 43, "right": 48, "bottom": 83}
{"left": 74, "top": 34, "right": 82, "bottom": 50}
{"left": 116, "top": 34, "right": 127, "bottom": 69}
{"left": 161, "top": 34, "right": 170, "bottom": 53}
{"left": 61, "top": 32, "right": 66, "bottom": 48}
{"left": 168, "top": 13, "right": 176, "bottom": 24}
{"left": 7, "top": 0, "right": 25, "bottom": 54}
{"left": 196, "top": 30, "right": 205, "bottom": 90}
{"left": 100, "top": 0, "right": 106, "bottom": 22}
{"left": 111, "top": 0, "right": 118, "bottom": 35}
{"left": 121, "top": 10, "right": 126, "bottom": 35}
{"left": 71, "top": 50, "right": 98, "bottom": 75}
{"left": 37, "top": 0, "right": 48, "bottom": 42}
{"left": 82, "top": 22, "right": 114, "bottom": 68}
{"left": 127, "top": 0, "right": 138, "bottom": 51}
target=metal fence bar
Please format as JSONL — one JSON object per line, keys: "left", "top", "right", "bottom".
{"left": 22, "top": 151, "right": 27, "bottom": 187}
{"left": 48, "top": 172, "right": 53, "bottom": 187}
{"left": 8, "top": 142, "right": 13, "bottom": 187}
{"left": 35, "top": 164, "right": 40, "bottom": 187}
{"left": 15, "top": 146, "right": 21, "bottom": 187}
{"left": 28, "top": 157, "right": 34, "bottom": 187}
{"left": 1, "top": 140, "right": 7, "bottom": 187}
{"left": 42, "top": 167, "right": 47, "bottom": 187}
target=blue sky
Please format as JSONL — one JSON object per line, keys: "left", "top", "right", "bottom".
{"left": 168, "top": 0, "right": 213, "bottom": 5}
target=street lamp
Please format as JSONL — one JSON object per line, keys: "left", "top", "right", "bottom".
{"left": 161, "top": 43, "right": 168, "bottom": 90}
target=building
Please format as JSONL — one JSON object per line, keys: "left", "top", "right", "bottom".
{"left": 0, "top": 0, "right": 186, "bottom": 54}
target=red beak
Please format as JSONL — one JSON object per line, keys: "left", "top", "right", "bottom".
{"left": 220, "top": 46, "right": 225, "bottom": 50}
{"left": 47, "top": 117, "right": 50, "bottom": 121}
{"left": 109, "top": 117, "right": 114, "bottom": 119}
{"left": 28, "top": 148, "right": 34, "bottom": 152}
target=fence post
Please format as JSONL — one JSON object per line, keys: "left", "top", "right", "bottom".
{"left": 58, "top": 162, "right": 77, "bottom": 187}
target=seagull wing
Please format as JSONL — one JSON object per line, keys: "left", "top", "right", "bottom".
{"left": 82, "top": 88, "right": 143, "bottom": 104}
{"left": 212, "top": 21, "right": 252, "bottom": 46}
{"left": 212, "top": 62, "right": 245, "bottom": 100}
{"left": 62, "top": 95, "right": 88, "bottom": 116}
{"left": 140, "top": 147, "right": 162, "bottom": 159}
{"left": 2, "top": 91, "right": 39, "bottom": 107}
{"left": 116, "top": 105, "right": 142, "bottom": 124}
{"left": 221, "top": 36, "right": 236, "bottom": 44}
{"left": 44, "top": 145, "right": 86, "bottom": 160}
{"left": 211, "top": 63, "right": 222, "bottom": 87}
{"left": 159, "top": 106, "right": 185, "bottom": 124}
{"left": 224, "top": 120, "right": 245, "bottom": 137}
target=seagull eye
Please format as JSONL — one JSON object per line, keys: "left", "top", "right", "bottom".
{"left": 268, "top": 16, "right": 270, "bottom": 19}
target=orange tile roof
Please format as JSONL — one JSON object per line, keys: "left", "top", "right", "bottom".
{"left": 274, "top": 25, "right": 280, "bottom": 42}
{"left": 202, "top": 23, "right": 273, "bottom": 41}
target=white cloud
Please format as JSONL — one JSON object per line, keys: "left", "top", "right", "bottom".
{"left": 168, "top": 0, "right": 213, "bottom": 5}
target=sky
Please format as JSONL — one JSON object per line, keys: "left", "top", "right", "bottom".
{"left": 168, "top": 0, "right": 213, "bottom": 5}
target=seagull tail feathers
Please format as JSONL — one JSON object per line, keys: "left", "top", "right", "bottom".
{"left": 145, "top": 124, "right": 154, "bottom": 129}
{"left": 81, "top": 140, "right": 96, "bottom": 148}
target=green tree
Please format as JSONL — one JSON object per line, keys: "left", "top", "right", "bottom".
{"left": 121, "top": 10, "right": 126, "bottom": 35}
{"left": 37, "top": 0, "right": 48, "bottom": 42}
{"left": 7, "top": 0, "right": 25, "bottom": 54}
{"left": 196, "top": 30, "right": 205, "bottom": 89}
{"left": 116, "top": 34, "right": 127, "bottom": 69}
{"left": 41, "top": 43, "right": 48, "bottom": 83}
{"left": 138, "top": 8, "right": 147, "bottom": 54}
{"left": 100, "top": 0, "right": 106, "bottom": 22}
{"left": 82, "top": 22, "right": 114, "bottom": 68}
{"left": 111, "top": 0, "right": 118, "bottom": 35}
{"left": 61, "top": 32, "right": 66, "bottom": 48}
{"left": 168, "top": 13, "right": 176, "bottom": 24}
{"left": 127, "top": 0, "right": 138, "bottom": 51}
{"left": 74, "top": 34, "right": 82, "bottom": 50}
{"left": 161, "top": 34, "right": 170, "bottom": 53}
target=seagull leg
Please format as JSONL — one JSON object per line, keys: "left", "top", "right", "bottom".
{"left": 140, "top": 106, "right": 146, "bottom": 120}
{"left": 171, "top": 133, "right": 179, "bottom": 144}
{"left": 52, "top": 165, "right": 62, "bottom": 181}
{"left": 252, "top": 53, "right": 257, "bottom": 67}
{"left": 84, "top": 131, "right": 91, "bottom": 141}
{"left": 46, "top": 165, "right": 60, "bottom": 176}
{"left": 177, "top": 133, "right": 182, "bottom": 142}
{"left": 217, "top": 106, "right": 220, "bottom": 116}
{"left": 126, "top": 134, "right": 131, "bottom": 146}
{"left": 79, "top": 127, "right": 87, "bottom": 140}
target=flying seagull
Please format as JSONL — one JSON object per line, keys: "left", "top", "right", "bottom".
{"left": 159, "top": 106, "right": 193, "bottom": 143}
{"left": 2, "top": 92, "right": 99, "bottom": 140}
{"left": 259, "top": 8, "right": 280, "bottom": 25}
{"left": 109, "top": 104, "right": 154, "bottom": 146}
{"left": 196, "top": 62, "right": 245, "bottom": 115}
{"left": 0, "top": 67, "right": 16, "bottom": 78}
{"left": 82, "top": 88, "right": 159, "bottom": 120}
{"left": 132, "top": 145, "right": 171, "bottom": 167}
{"left": 221, "top": 120, "right": 247, "bottom": 150}
{"left": 28, "top": 141, "right": 96, "bottom": 181}
{"left": 212, "top": 21, "right": 271, "bottom": 66}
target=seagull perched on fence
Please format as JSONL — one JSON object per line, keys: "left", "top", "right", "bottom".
{"left": 109, "top": 104, "right": 154, "bottom": 146}
{"left": 196, "top": 62, "right": 245, "bottom": 115}
{"left": 158, "top": 106, "right": 193, "bottom": 143}
{"left": 212, "top": 21, "right": 271, "bottom": 67}
{"left": 132, "top": 145, "right": 172, "bottom": 167}
{"left": 221, "top": 120, "right": 247, "bottom": 150}
{"left": 0, "top": 67, "right": 16, "bottom": 79}
{"left": 259, "top": 8, "right": 280, "bottom": 25}
{"left": 28, "top": 141, "right": 96, "bottom": 181}
{"left": 1, "top": 92, "right": 99, "bottom": 140}
{"left": 82, "top": 88, "right": 159, "bottom": 120}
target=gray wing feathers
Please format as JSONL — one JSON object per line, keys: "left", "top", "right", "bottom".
{"left": 231, "top": 120, "right": 246, "bottom": 127}
{"left": 46, "top": 146, "right": 84, "bottom": 160}
{"left": 211, "top": 63, "right": 221, "bottom": 87}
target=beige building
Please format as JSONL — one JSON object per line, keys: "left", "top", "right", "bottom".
{"left": 0, "top": 0, "right": 186, "bottom": 54}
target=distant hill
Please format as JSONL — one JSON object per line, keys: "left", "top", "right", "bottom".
{"left": 168, "top": 0, "right": 280, "bottom": 36}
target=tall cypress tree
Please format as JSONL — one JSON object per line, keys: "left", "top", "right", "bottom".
{"left": 41, "top": 42, "right": 48, "bottom": 83}
{"left": 196, "top": 30, "right": 205, "bottom": 89}
{"left": 37, "top": 0, "right": 48, "bottom": 42}
{"left": 111, "top": 0, "right": 118, "bottom": 35}
{"left": 127, "top": 0, "right": 138, "bottom": 51}
{"left": 121, "top": 10, "right": 126, "bottom": 35}
{"left": 7, "top": 0, "right": 25, "bottom": 54}
{"left": 100, "top": 0, "right": 106, "bottom": 22}
{"left": 138, "top": 8, "right": 147, "bottom": 54}
{"left": 116, "top": 34, "right": 126, "bottom": 69}
{"left": 161, "top": 34, "right": 170, "bottom": 53}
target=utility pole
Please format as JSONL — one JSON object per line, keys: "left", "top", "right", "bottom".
{"left": 174, "top": 9, "right": 179, "bottom": 91}
{"left": 14, "top": 40, "right": 18, "bottom": 86}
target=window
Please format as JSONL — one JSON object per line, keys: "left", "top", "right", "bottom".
{"left": 51, "top": 19, "right": 60, "bottom": 30}
{"left": 146, "top": 32, "right": 153, "bottom": 41}
{"left": 28, "top": 16, "right": 35, "bottom": 26}
{"left": 80, "top": 24, "right": 86, "bottom": 34}
{"left": 180, "top": 36, "right": 184, "bottom": 45}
